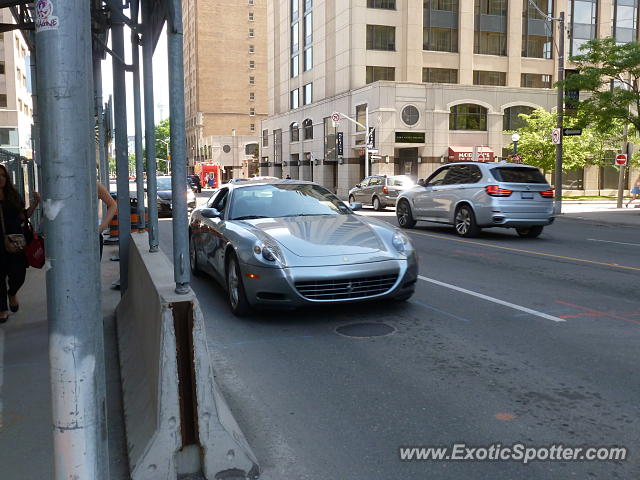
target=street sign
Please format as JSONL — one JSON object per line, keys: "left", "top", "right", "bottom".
{"left": 336, "top": 132, "right": 344, "bottom": 156}
{"left": 615, "top": 153, "right": 628, "bottom": 166}
{"left": 551, "top": 128, "right": 561, "bottom": 144}
{"left": 563, "top": 128, "right": 582, "bottom": 136}
{"left": 370, "top": 155, "right": 382, "bottom": 160}
{"left": 367, "top": 148, "right": 379, "bottom": 154}
{"left": 331, "top": 112, "right": 340, "bottom": 122}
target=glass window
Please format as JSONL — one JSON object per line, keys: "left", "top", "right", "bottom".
{"left": 474, "top": 0, "right": 508, "bottom": 55}
{"left": 291, "top": 55, "right": 299, "bottom": 77}
{"left": 443, "top": 164, "right": 483, "bottom": 184}
{"left": 262, "top": 129, "right": 269, "bottom": 146}
{"left": 291, "top": 0, "right": 299, "bottom": 20}
{"left": 449, "top": 104, "right": 488, "bottom": 130}
{"left": 291, "top": 22, "right": 299, "bottom": 53}
{"left": 290, "top": 122, "right": 300, "bottom": 142}
{"left": 422, "top": 68, "right": 458, "bottom": 83}
{"left": 401, "top": 105, "right": 420, "bottom": 126}
{"left": 423, "top": 0, "right": 459, "bottom": 52}
{"left": 473, "top": 70, "right": 506, "bottom": 86}
{"left": 355, "top": 104, "right": 367, "bottom": 145}
{"left": 474, "top": 31, "right": 507, "bottom": 55}
{"left": 0, "top": 62, "right": 4, "bottom": 74}
{"left": 503, "top": 106, "right": 534, "bottom": 130}
{"left": 304, "top": 47, "right": 313, "bottom": 71}
{"left": 0, "top": 94, "right": 6, "bottom": 108}
{"left": 304, "top": 12, "right": 313, "bottom": 46}
{"left": 368, "top": 0, "right": 396, "bottom": 8}
{"left": 475, "top": 0, "right": 507, "bottom": 15}
{"left": 303, "top": 83, "right": 312, "bottom": 104}
{"left": 324, "top": 117, "right": 337, "bottom": 161}
{"left": 521, "top": 73, "right": 552, "bottom": 88}
{"left": 366, "top": 66, "right": 395, "bottom": 84}
{"left": 290, "top": 89, "right": 299, "bottom": 109}
{"left": 522, "top": 0, "right": 553, "bottom": 59}
{"left": 614, "top": 0, "right": 638, "bottom": 43}
{"left": 366, "top": 25, "right": 396, "bottom": 50}
{"left": 303, "top": 119, "right": 314, "bottom": 139}
{"left": 426, "top": 167, "right": 449, "bottom": 186}
{"left": 274, "top": 129, "right": 282, "bottom": 164}
{"left": 491, "top": 166, "right": 547, "bottom": 183}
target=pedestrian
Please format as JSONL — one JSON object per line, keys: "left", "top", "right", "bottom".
{"left": 98, "top": 181, "right": 117, "bottom": 260}
{"left": 0, "top": 164, "right": 40, "bottom": 323}
{"left": 192, "top": 173, "right": 201, "bottom": 193}
{"left": 626, "top": 175, "right": 640, "bottom": 208}
{"left": 208, "top": 173, "right": 214, "bottom": 189}
{"left": 285, "top": 174, "right": 291, "bottom": 180}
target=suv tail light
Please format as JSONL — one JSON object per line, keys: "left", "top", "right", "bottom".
{"left": 540, "top": 189, "right": 554, "bottom": 198}
{"left": 382, "top": 186, "right": 389, "bottom": 194}
{"left": 485, "top": 185, "right": 513, "bottom": 197}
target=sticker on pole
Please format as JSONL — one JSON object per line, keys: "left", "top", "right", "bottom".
{"left": 551, "top": 128, "right": 561, "bottom": 145}
{"left": 615, "top": 153, "right": 628, "bottom": 166}
{"left": 36, "top": 0, "right": 59, "bottom": 32}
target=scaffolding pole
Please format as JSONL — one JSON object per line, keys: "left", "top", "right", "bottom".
{"left": 167, "top": 0, "right": 190, "bottom": 294}
{"left": 35, "top": 0, "right": 102, "bottom": 477}
{"left": 110, "top": 1, "right": 131, "bottom": 293}
{"left": 93, "top": 56, "right": 108, "bottom": 187}
{"left": 142, "top": 0, "right": 159, "bottom": 252}
{"left": 131, "top": 0, "right": 146, "bottom": 231}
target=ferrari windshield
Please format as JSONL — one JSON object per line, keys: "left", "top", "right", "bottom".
{"left": 229, "top": 183, "right": 351, "bottom": 220}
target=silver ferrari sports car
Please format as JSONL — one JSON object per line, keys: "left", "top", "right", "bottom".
{"left": 188, "top": 180, "right": 418, "bottom": 316}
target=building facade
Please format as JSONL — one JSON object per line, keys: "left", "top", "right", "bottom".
{"left": 182, "top": 0, "right": 268, "bottom": 179}
{"left": 0, "top": 10, "right": 32, "bottom": 158}
{"left": 261, "top": 0, "right": 638, "bottom": 197}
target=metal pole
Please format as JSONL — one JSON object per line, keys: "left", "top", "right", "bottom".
{"left": 35, "top": 0, "right": 101, "bottom": 477}
{"left": 168, "top": 0, "right": 190, "bottom": 294}
{"left": 93, "top": 57, "right": 107, "bottom": 187}
{"left": 110, "top": 2, "right": 131, "bottom": 293}
{"left": 104, "top": 96, "right": 113, "bottom": 193}
{"left": 617, "top": 138, "right": 630, "bottom": 208}
{"left": 142, "top": 0, "right": 159, "bottom": 252}
{"left": 131, "top": 0, "right": 145, "bottom": 230}
{"left": 513, "top": 141, "right": 518, "bottom": 155}
{"left": 554, "top": 12, "right": 565, "bottom": 215}
{"left": 365, "top": 105, "right": 369, "bottom": 177}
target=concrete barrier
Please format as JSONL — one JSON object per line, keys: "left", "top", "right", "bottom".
{"left": 116, "top": 233, "right": 259, "bottom": 479}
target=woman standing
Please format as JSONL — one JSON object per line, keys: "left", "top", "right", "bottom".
{"left": 626, "top": 175, "right": 640, "bottom": 207}
{"left": 0, "top": 164, "right": 40, "bottom": 323}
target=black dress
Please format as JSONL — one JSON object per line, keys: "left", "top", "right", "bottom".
{"left": 0, "top": 199, "right": 28, "bottom": 266}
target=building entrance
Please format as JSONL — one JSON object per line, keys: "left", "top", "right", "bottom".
{"left": 399, "top": 148, "right": 419, "bottom": 179}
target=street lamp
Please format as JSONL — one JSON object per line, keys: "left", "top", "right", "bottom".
{"left": 511, "top": 133, "right": 520, "bottom": 155}
{"left": 159, "top": 138, "right": 170, "bottom": 174}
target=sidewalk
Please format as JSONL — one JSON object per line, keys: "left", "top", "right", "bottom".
{"left": 559, "top": 200, "right": 640, "bottom": 227}
{"left": 0, "top": 242, "right": 128, "bottom": 478}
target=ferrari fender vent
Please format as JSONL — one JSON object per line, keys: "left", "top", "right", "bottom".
{"left": 295, "top": 274, "right": 398, "bottom": 300}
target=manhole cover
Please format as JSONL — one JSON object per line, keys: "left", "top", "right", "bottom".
{"left": 335, "top": 322, "right": 395, "bottom": 338}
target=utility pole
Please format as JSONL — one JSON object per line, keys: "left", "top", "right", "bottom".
{"left": 554, "top": 11, "right": 565, "bottom": 215}
{"left": 131, "top": 0, "right": 145, "bottom": 231}
{"left": 35, "top": 0, "right": 102, "bottom": 477}
{"left": 365, "top": 106, "right": 369, "bottom": 177}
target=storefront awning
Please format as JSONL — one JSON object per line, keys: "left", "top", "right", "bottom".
{"left": 448, "top": 146, "right": 494, "bottom": 162}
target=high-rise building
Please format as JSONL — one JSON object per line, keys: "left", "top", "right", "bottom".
{"left": 0, "top": 10, "right": 33, "bottom": 158}
{"left": 182, "top": 0, "right": 268, "bottom": 179}
{"left": 261, "top": 0, "right": 634, "bottom": 196}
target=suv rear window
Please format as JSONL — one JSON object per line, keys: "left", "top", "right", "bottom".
{"left": 491, "top": 167, "right": 546, "bottom": 184}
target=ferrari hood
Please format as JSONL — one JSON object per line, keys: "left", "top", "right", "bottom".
{"left": 245, "top": 214, "right": 385, "bottom": 257}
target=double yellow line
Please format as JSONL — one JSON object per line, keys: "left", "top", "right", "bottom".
{"left": 408, "top": 231, "right": 640, "bottom": 273}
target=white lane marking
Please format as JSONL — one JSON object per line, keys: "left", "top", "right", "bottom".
{"left": 417, "top": 275, "right": 565, "bottom": 323}
{"left": 0, "top": 329, "right": 4, "bottom": 428}
{"left": 587, "top": 238, "right": 640, "bottom": 247}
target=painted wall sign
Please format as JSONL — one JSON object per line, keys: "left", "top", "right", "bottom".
{"left": 36, "top": 0, "right": 59, "bottom": 32}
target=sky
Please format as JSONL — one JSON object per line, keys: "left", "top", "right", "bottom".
{"left": 100, "top": 25, "right": 170, "bottom": 136}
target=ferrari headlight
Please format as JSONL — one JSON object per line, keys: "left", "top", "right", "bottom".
{"left": 253, "top": 242, "right": 286, "bottom": 265}
{"left": 392, "top": 232, "right": 411, "bottom": 255}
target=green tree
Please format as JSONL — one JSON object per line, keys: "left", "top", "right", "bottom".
{"left": 561, "top": 38, "right": 640, "bottom": 132}
{"left": 506, "top": 108, "right": 622, "bottom": 172}
{"left": 153, "top": 118, "right": 170, "bottom": 174}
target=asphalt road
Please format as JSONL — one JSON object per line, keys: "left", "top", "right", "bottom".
{"left": 158, "top": 204, "right": 640, "bottom": 479}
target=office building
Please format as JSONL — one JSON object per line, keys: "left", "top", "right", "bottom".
{"left": 261, "top": 0, "right": 636, "bottom": 196}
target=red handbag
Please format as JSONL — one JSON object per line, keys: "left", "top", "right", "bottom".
{"left": 24, "top": 229, "right": 45, "bottom": 269}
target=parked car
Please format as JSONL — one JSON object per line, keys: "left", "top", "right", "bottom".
{"left": 156, "top": 175, "right": 197, "bottom": 215}
{"left": 189, "top": 180, "right": 418, "bottom": 315}
{"left": 348, "top": 175, "right": 415, "bottom": 211}
{"left": 395, "top": 162, "right": 554, "bottom": 238}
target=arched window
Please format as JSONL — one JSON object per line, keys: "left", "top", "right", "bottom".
{"left": 449, "top": 104, "right": 487, "bottom": 131}
{"left": 303, "top": 118, "right": 313, "bottom": 140}
{"left": 290, "top": 122, "right": 300, "bottom": 142}
{"left": 503, "top": 106, "right": 534, "bottom": 131}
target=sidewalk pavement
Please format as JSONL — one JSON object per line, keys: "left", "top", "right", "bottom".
{"left": 559, "top": 200, "right": 640, "bottom": 228}
{"left": 0, "top": 241, "right": 129, "bottom": 478}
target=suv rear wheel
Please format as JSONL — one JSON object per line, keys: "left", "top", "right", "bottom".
{"left": 454, "top": 205, "right": 480, "bottom": 238}
{"left": 396, "top": 200, "right": 416, "bottom": 228}
{"left": 516, "top": 226, "right": 544, "bottom": 238}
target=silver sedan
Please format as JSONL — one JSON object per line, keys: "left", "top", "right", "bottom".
{"left": 189, "top": 180, "right": 418, "bottom": 316}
